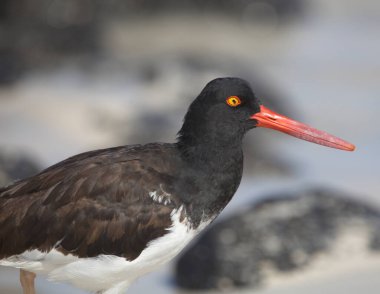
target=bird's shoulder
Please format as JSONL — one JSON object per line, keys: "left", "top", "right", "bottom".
{"left": 1, "top": 143, "right": 180, "bottom": 201}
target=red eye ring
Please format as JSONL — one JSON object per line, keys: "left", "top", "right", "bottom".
{"left": 226, "top": 96, "right": 242, "bottom": 107}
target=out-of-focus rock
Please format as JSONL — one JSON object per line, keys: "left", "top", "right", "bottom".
{"left": 101, "top": 0, "right": 306, "bottom": 23}
{"left": 175, "top": 188, "right": 380, "bottom": 290}
{"left": 0, "top": 0, "right": 307, "bottom": 85}
{"left": 0, "top": 48, "right": 25, "bottom": 86}
{"left": 0, "top": 150, "right": 42, "bottom": 186}
{"left": 0, "top": 0, "right": 99, "bottom": 85}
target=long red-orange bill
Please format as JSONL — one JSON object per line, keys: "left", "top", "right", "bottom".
{"left": 251, "top": 105, "right": 355, "bottom": 151}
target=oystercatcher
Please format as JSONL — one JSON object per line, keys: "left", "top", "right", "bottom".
{"left": 0, "top": 77, "right": 354, "bottom": 294}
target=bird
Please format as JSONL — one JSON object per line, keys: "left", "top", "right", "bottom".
{"left": 0, "top": 77, "right": 355, "bottom": 294}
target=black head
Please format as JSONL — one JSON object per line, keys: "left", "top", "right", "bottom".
{"left": 177, "top": 77, "right": 355, "bottom": 152}
{"left": 177, "top": 77, "right": 261, "bottom": 148}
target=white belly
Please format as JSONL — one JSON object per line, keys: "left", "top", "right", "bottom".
{"left": 0, "top": 207, "right": 210, "bottom": 293}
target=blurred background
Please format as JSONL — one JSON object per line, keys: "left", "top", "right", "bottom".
{"left": 0, "top": 0, "right": 379, "bottom": 293}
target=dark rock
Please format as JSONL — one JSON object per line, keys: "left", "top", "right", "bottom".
{"left": 0, "top": 0, "right": 99, "bottom": 84}
{"left": 101, "top": 0, "right": 306, "bottom": 23}
{"left": 0, "top": 150, "right": 42, "bottom": 186}
{"left": 175, "top": 188, "right": 380, "bottom": 290}
{"left": 0, "top": 0, "right": 307, "bottom": 85}
{"left": 0, "top": 48, "right": 25, "bottom": 86}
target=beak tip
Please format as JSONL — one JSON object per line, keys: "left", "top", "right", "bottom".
{"left": 348, "top": 144, "right": 356, "bottom": 152}
{"left": 340, "top": 142, "right": 355, "bottom": 151}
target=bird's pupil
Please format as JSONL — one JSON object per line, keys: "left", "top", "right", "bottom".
{"left": 226, "top": 96, "right": 241, "bottom": 107}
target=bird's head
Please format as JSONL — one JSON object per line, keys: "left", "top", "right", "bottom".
{"left": 178, "top": 77, "right": 355, "bottom": 152}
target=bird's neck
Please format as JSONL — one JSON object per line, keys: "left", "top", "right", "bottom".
{"left": 177, "top": 126, "right": 244, "bottom": 169}
{"left": 176, "top": 134, "right": 244, "bottom": 226}
{"left": 177, "top": 116, "right": 245, "bottom": 163}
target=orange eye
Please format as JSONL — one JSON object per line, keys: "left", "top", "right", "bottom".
{"left": 226, "top": 96, "right": 242, "bottom": 107}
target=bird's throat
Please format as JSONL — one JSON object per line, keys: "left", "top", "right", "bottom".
{"left": 177, "top": 135, "right": 243, "bottom": 171}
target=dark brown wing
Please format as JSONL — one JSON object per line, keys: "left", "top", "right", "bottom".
{"left": 0, "top": 144, "right": 182, "bottom": 260}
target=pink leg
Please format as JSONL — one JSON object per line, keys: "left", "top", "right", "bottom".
{"left": 20, "top": 269, "right": 36, "bottom": 294}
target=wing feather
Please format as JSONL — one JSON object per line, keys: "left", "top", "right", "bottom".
{"left": 0, "top": 144, "right": 181, "bottom": 261}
